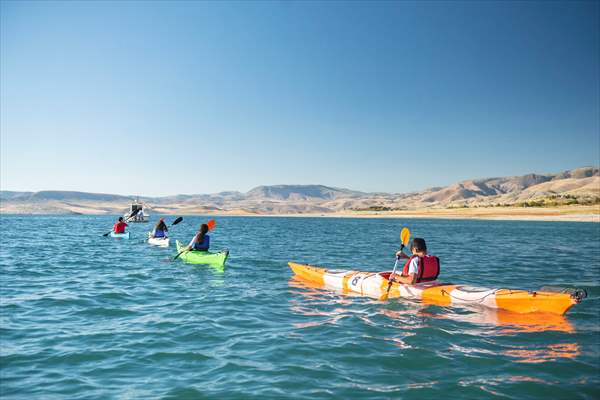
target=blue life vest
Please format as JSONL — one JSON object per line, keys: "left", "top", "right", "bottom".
{"left": 154, "top": 229, "right": 166, "bottom": 238}
{"left": 194, "top": 234, "right": 210, "bottom": 251}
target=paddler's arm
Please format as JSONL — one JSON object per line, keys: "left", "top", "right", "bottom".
{"left": 186, "top": 233, "right": 199, "bottom": 251}
{"left": 396, "top": 251, "right": 410, "bottom": 259}
{"left": 391, "top": 272, "right": 417, "bottom": 285}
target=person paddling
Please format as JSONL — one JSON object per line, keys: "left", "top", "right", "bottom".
{"left": 113, "top": 217, "right": 129, "bottom": 234}
{"left": 391, "top": 238, "right": 440, "bottom": 284}
{"left": 183, "top": 223, "right": 210, "bottom": 252}
{"left": 150, "top": 218, "right": 168, "bottom": 238}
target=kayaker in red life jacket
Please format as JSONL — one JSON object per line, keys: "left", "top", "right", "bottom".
{"left": 183, "top": 223, "right": 210, "bottom": 252}
{"left": 113, "top": 217, "right": 128, "bottom": 234}
{"left": 391, "top": 238, "right": 440, "bottom": 285}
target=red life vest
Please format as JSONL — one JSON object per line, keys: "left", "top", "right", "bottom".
{"left": 113, "top": 221, "right": 128, "bottom": 234}
{"left": 402, "top": 255, "right": 440, "bottom": 283}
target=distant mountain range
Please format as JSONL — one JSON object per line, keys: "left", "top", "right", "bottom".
{"left": 1, "top": 167, "right": 598, "bottom": 215}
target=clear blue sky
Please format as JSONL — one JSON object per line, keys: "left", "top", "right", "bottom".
{"left": 1, "top": 1, "right": 598, "bottom": 196}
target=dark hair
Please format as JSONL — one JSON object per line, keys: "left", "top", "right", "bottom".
{"left": 118, "top": 217, "right": 124, "bottom": 222}
{"left": 411, "top": 238, "right": 427, "bottom": 252}
{"left": 155, "top": 220, "right": 167, "bottom": 231}
{"left": 197, "top": 223, "right": 209, "bottom": 243}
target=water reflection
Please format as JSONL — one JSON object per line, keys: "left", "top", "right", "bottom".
{"left": 418, "top": 308, "right": 574, "bottom": 334}
{"left": 288, "top": 278, "right": 360, "bottom": 329}
{"left": 504, "top": 343, "right": 580, "bottom": 363}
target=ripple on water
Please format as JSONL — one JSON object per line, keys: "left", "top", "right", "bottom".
{"left": 0, "top": 216, "right": 598, "bottom": 399}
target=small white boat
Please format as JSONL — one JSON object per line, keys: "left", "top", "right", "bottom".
{"left": 147, "top": 232, "right": 170, "bottom": 247}
{"left": 125, "top": 198, "right": 149, "bottom": 223}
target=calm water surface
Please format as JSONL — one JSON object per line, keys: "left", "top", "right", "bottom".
{"left": 1, "top": 215, "right": 599, "bottom": 399}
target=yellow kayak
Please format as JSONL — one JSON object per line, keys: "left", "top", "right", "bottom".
{"left": 288, "top": 262, "right": 586, "bottom": 315}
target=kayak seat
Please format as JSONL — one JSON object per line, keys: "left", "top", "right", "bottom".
{"left": 380, "top": 272, "right": 394, "bottom": 281}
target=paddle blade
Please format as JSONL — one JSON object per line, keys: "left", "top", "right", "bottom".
{"left": 172, "top": 217, "right": 183, "bottom": 226}
{"left": 207, "top": 219, "right": 216, "bottom": 231}
{"left": 400, "top": 227, "right": 410, "bottom": 246}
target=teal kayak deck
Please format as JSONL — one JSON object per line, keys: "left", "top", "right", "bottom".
{"left": 110, "top": 231, "right": 130, "bottom": 239}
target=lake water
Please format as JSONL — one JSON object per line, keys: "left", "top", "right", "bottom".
{"left": 1, "top": 215, "right": 599, "bottom": 399}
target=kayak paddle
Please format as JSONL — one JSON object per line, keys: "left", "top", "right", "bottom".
{"left": 102, "top": 209, "right": 140, "bottom": 237}
{"left": 207, "top": 219, "right": 216, "bottom": 230}
{"left": 382, "top": 227, "right": 411, "bottom": 301}
{"left": 172, "top": 219, "right": 216, "bottom": 261}
{"left": 171, "top": 216, "right": 183, "bottom": 226}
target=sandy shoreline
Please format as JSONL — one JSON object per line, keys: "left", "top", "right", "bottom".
{"left": 330, "top": 206, "right": 600, "bottom": 222}
{"left": 2, "top": 205, "right": 598, "bottom": 222}
{"left": 145, "top": 205, "right": 599, "bottom": 222}
{"left": 200, "top": 209, "right": 599, "bottom": 222}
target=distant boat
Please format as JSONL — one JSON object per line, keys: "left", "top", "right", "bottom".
{"left": 125, "top": 198, "right": 149, "bottom": 223}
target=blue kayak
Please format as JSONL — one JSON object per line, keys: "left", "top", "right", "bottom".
{"left": 110, "top": 231, "right": 130, "bottom": 239}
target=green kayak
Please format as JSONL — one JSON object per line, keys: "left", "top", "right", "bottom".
{"left": 175, "top": 240, "right": 229, "bottom": 267}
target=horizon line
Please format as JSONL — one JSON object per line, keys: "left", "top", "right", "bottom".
{"left": 1, "top": 165, "right": 597, "bottom": 199}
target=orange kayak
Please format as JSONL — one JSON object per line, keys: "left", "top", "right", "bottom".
{"left": 288, "top": 262, "right": 586, "bottom": 315}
